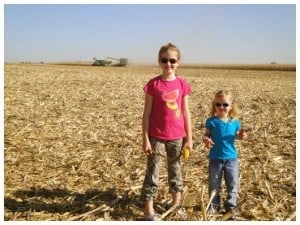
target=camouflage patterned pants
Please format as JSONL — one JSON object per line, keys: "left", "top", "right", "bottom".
{"left": 141, "top": 137, "right": 183, "bottom": 201}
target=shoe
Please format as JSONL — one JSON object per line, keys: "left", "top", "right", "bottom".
{"left": 207, "top": 204, "right": 220, "bottom": 214}
{"left": 177, "top": 207, "right": 187, "bottom": 220}
{"left": 222, "top": 208, "right": 238, "bottom": 220}
{"left": 144, "top": 214, "right": 157, "bottom": 221}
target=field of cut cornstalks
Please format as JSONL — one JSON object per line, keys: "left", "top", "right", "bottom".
{"left": 4, "top": 63, "right": 296, "bottom": 221}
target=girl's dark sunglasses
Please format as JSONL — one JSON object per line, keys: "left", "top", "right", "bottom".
{"left": 215, "top": 103, "right": 230, "bottom": 108}
{"left": 160, "top": 58, "right": 178, "bottom": 64}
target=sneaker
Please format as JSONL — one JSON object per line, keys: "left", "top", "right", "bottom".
{"left": 222, "top": 208, "right": 238, "bottom": 220}
{"left": 177, "top": 207, "right": 187, "bottom": 220}
{"left": 207, "top": 204, "right": 220, "bottom": 214}
{"left": 144, "top": 214, "right": 157, "bottom": 221}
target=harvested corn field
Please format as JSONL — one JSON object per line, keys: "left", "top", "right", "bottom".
{"left": 4, "top": 63, "right": 296, "bottom": 221}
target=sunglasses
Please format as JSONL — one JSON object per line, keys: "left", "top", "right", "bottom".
{"left": 215, "top": 103, "right": 230, "bottom": 108}
{"left": 160, "top": 58, "right": 178, "bottom": 64}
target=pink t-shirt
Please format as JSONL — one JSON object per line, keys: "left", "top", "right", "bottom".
{"left": 144, "top": 75, "right": 192, "bottom": 140}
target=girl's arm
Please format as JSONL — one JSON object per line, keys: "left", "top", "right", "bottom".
{"left": 142, "top": 93, "right": 153, "bottom": 155}
{"left": 203, "top": 128, "right": 214, "bottom": 148}
{"left": 236, "top": 128, "right": 247, "bottom": 140}
{"left": 182, "top": 95, "right": 193, "bottom": 150}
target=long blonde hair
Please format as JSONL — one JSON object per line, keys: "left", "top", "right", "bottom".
{"left": 210, "top": 90, "right": 240, "bottom": 119}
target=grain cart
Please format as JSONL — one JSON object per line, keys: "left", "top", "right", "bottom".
{"left": 92, "top": 57, "right": 112, "bottom": 66}
{"left": 93, "top": 57, "right": 130, "bottom": 67}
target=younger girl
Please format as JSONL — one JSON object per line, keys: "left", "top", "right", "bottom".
{"left": 203, "top": 90, "right": 246, "bottom": 214}
{"left": 141, "top": 43, "right": 192, "bottom": 220}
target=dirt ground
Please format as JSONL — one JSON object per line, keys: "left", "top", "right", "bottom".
{"left": 4, "top": 64, "right": 296, "bottom": 220}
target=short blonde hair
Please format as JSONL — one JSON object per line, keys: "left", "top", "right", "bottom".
{"left": 210, "top": 90, "right": 240, "bottom": 119}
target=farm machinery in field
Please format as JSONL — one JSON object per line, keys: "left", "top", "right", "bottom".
{"left": 92, "top": 57, "right": 130, "bottom": 67}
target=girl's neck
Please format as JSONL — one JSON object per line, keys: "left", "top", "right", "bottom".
{"left": 217, "top": 115, "right": 229, "bottom": 122}
{"left": 161, "top": 73, "right": 176, "bottom": 81}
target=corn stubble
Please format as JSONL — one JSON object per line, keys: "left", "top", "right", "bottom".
{"left": 4, "top": 63, "right": 295, "bottom": 221}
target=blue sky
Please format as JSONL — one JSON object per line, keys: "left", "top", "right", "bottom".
{"left": 4, "top": 3, "right": 296, "bottom": 64}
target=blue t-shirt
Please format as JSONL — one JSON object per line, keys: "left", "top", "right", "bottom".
{"left": 205, "top": 116, "right": 241, "bottom": 160}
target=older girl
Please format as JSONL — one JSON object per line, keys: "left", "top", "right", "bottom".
{"left": 141, "top": 43, "right": 192, "bottom": 220}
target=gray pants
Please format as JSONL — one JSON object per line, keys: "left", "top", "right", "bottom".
{"left": 141, "top": 137, "right": 183, "bottom": 201}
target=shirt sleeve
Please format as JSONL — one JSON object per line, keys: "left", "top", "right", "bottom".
{"left": 181, "top": 78, "right": 192, "bottom": 96}
{"left": 205, "top": 118, "right": 211, "bottom": 129}
{"left": 143, "top": 80, "right": 154, "bottom": 96}
{"left": 236, "top": 120, "right": 241, "bottom": 131}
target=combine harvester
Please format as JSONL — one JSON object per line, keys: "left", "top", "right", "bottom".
{"left": 92, "top": 57, "right": 130, "bottom": 67}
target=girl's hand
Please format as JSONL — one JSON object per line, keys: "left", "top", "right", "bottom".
{"left": 143, "top": 140, "right": 153, "bottom": 155}
{"left": 203, "top": 136, "right": 214, "bottom": 149}
{"left": 183, "top": 138, "right": 193, "bottom": 152}
{"left": 238, "top": 129, "right": 247, "bottom": 140}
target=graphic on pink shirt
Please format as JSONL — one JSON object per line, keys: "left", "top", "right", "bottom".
{"left": 162, "top": 89, "right": 180, "bottom": 118}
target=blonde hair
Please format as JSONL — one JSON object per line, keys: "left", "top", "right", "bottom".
{"left": 210, "top": 90, "right": 240, "bottom": 119}
{"left": 158, "top": 43, "right": 181, "bottom": 63}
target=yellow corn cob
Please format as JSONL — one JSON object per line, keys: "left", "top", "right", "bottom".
{"left": 182, "top": 147, "right": 190, "bottom": 159}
